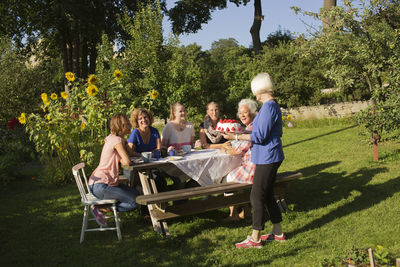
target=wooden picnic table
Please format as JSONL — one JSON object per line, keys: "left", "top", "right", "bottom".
{"left": 122, "top": 149, "right": 302, "bottom": 237}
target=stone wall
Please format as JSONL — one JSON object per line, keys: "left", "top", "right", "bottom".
{"left": 284, "top": 100, "right": 373, "bottom": 120}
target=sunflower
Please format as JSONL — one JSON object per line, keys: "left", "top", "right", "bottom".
{"left": 41, "top": 93, "right": 48, "bottom": 103}
{"left": 286, "top": 115, "right": 291, "bottom": 121}
{"left": 80, "top": 122, "right": 86, "bottom": 130}
{"left": 150, "top": 90, "right": 160, "bottom": 99}
{"left": 50, "top": 93, "right": 57, "bottom": 100}
{"left": 65, "top": 72, "right": 75, "bottom": 82}
{"left": 44, "top": 100, "right": 50, "bottom": 106}
{"left": 45, "top": 114, "right": 50, "bottom": 121}
{"left": 86, "top": 84, "right": 99, "bottom": 96}
{"left": 88, "top": 74, "right": 98, "bottom": 85}
{"left": 18, "top": 113, "right": 26, "bottom": 124}
{"left": 61, "top": 92, "right": 68, "bottom": 99}
{"left": 113, "top": 69, "right": 123, "bottom": 80}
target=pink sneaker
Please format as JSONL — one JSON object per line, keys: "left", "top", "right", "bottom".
{"left": 91, "top": 205, "right": 107, "bottom": 227}
{"left": 260, "top": 233, "right": 286, "bottom": 242}
{"left": 235, "top": 236, "right": 262, "bottom": 249}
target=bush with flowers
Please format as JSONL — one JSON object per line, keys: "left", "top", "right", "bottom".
{"left": 22, "top": 70, "right": 130, "bottom": 184}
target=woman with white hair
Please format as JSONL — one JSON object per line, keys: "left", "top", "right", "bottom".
{"left": 220, "top": 98, "right": 258, "bottom": 220}
{"left": 232, "top": 73, "right": 285, "bottom": 249}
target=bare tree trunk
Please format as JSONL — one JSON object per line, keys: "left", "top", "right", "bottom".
{"left": 81, "top": 38, "right": 88, "bottom": 78}
{"left": 60, "top": 34, "right": 69, "bottom": 92}
{"left": 89, "top": 42, "right": 98, "bottom": 74}
{"left": 250, "top": 0, "right": 263, "bottom": 54}
{"left": 322, "top": 0, "right": 337, "bottom": 31}
{"left": 72, "top": 33, "right": 80, "bottom": 78}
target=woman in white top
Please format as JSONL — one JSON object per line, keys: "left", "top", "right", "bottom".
{"left": 161, "top": 102, "right": 197, "bottom": 191}
{"left": 161, "top": 102, "right": 195, "bottom": 152}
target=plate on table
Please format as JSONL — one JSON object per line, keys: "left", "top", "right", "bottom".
{"left": 167, "top": 156, "right": 183, "bottom": 161}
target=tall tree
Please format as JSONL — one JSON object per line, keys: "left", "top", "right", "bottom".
{"left": 321, "top": 0, "right": 337, "bottom": 31}
{"left": 167, "top": 0, "right": 268, "bottom": 53}
{"left": 2, "top": 0, "right": 166, "bottom": 81}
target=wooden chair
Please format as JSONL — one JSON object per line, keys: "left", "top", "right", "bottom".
{"left": 72, "top": 163, "right": 122, "bottom": 243}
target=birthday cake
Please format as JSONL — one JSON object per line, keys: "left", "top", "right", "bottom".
{"left": 215, "top": 119, "right": 243, "bottom": 133}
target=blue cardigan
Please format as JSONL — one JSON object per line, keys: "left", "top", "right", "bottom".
{"left": 250, "top": 100, "right": 284, "bottom": 164}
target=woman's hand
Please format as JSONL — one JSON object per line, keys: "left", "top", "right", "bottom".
{"left": 221, "top": 132, "right": 235, "bottom": 140}
{"left": 167, "top": 146, "right": 175, "bottom": 152}
{"left": 194, "top": 139, "right": 202, "bottom": 149}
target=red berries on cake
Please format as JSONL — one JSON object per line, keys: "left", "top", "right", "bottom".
{"left": 215, "top": 119, "right": 243, "bottom": 133}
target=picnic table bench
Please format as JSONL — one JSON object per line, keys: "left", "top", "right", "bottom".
{"left": 136, "top": 171, "right": 302, "bottom": 236}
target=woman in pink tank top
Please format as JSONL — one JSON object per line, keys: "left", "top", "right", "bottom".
{"left": 88, "top": 114, "right": 139, "bottom": 227}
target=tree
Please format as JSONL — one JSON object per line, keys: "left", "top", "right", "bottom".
{"left": 321, "top": 0, "right": 337, "bottom": 31}
{"left": 167, "top": 0, "right": 267, "bottom": 53}
{"left": 2, "top": 0, "right": 166, "bottom": 81}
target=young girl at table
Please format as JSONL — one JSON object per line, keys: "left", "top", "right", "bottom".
{"left": 161, "top": 102, "right": 198, "bottom": 190}
{"left": 88, "top": 114, "right": 139, "bottom": 227}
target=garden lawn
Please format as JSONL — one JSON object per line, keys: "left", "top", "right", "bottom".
{"left": 1, "top": 122, "right": 399, "bottom": 266}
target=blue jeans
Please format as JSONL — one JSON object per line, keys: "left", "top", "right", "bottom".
{"left": 90, "top": 183, "right": 139, "bottom": 212}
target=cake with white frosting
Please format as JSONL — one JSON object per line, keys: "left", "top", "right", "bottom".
{"left": 215, "top": 119, "right": 243, "bottom": 133}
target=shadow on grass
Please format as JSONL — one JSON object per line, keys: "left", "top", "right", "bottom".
{"left": 286, "top": 164, "right": 400, "bottom": 239}
{"left": 283, "top": 125, "right": 357, "bottom": 149}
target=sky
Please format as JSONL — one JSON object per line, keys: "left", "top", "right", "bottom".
{"left": 162, "top": 0, "right": 325, "bottom": 50}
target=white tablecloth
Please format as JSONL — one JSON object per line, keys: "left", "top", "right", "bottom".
{"left": 156, "top": 149, "right": 242, "bottom": 186}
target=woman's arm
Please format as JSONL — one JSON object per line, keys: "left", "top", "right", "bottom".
{"left": 126, "top": 142, "right": 141, "bottom": 157}
{"left": 198, "top": 128, "right": 209, "bottom": 149}
{"left": 222, "top": 132, "right": 251, "bottom": 142}
{"left": 156, "top": 138, "right": 161, "bottom": 150}
{"left": 115, "top": 142, "right": 131, "bottom": 166}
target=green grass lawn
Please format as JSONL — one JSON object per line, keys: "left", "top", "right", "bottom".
{"left": 1, "top": 122, "right": 399, "bottom": 266}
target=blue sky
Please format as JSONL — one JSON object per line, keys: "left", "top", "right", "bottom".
{"left": 163, "top": 0, "right": 325, "bottom": 50}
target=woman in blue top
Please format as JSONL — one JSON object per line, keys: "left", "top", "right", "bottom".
{"left": 234, "top": 73, "right": 285, "bottom": 249}
{"left": 127, "top": 108, "right": 161, "bottom": 156}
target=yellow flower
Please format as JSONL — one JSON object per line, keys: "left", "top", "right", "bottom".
{"left": 45, "top": 125, "right": 50, "bottom": 131}
{"left": 88, "top": 74, "right": 98, "bottom": 85}
{"left": 50, "top": 93, "right": 57, "bottom": 100}
{"left": 86, "top": 84, "right": 99, "bottom": 96}
{"left": 44, "top": 100, "right": 50, "bottom": 106}
{"left": 286, "top": 115, "right": 291, "bottom": 121}
{"left": 40, "top": 105, "right": 46, "bottom": 112}
{"left": 18, "top": 113, "right": 26, "bottom": 124}
{"left": 44, "top": 114, "right": 50, "bottom": 121}
{"left": 65, "top": 72, "right": 75, "bottom": 82}
{"left": 113, "top": 69, "right": 123, "bottom": 80}
{"left": 282, "top": 116, "right": 285, "bottom": 121}
{"left": 81, "top": 122, "right": 86, "bottom": 130}
{"left": 150, "top": 90, "right": 160, "bottom": 99}
{"left": 41, "top": 93, "right": 48, "bottom": 102}
{"left": 61, "top": 92, "right": 68, "bottom": 99}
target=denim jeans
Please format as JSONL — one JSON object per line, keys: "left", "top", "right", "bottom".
{"left": 90, "top": 182, "right": 139, "bottom": 212}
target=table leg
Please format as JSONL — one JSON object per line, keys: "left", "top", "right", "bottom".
{"left": 138, "top": 170, "right": 170, "bottom": 237}
{"left": 147, "top": 170, "right": 170, "bottom": 237}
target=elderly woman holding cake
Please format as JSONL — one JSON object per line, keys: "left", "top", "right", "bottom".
{"left": 220, "top": 98, "right": 258, "bottom": 221}
{"left": 229, "top": 73, "right": 285, "bottom": 249}
{"left": 195, "top": 101, "right": 228, "bottom": 149}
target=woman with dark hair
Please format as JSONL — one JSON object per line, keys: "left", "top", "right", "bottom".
{"left": 196, "top": 101, "right": 228, "bottom": 149}
{"left": 88, "top": 114, "right": 139, "bottom": 227}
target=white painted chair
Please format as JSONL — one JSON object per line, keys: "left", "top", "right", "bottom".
{"left": 72, "top": 162, "right": 122, "bottom": 243}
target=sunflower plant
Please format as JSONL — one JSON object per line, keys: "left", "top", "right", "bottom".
{"left": 23, "top": 71, "right": 128, "bottom": 184}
